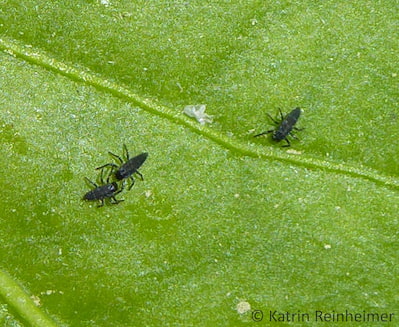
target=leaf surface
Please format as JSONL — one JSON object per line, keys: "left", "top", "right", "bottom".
{"left": 0, "top": 1, "right": 398, "bottom": 326}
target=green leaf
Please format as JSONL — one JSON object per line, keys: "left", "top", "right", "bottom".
{"left": 0, "top": 1, "right": 398, "bottom": 326}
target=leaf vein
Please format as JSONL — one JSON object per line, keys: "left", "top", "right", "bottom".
{"left": 1, "top": 37, "right": 398, "bottom": 190}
